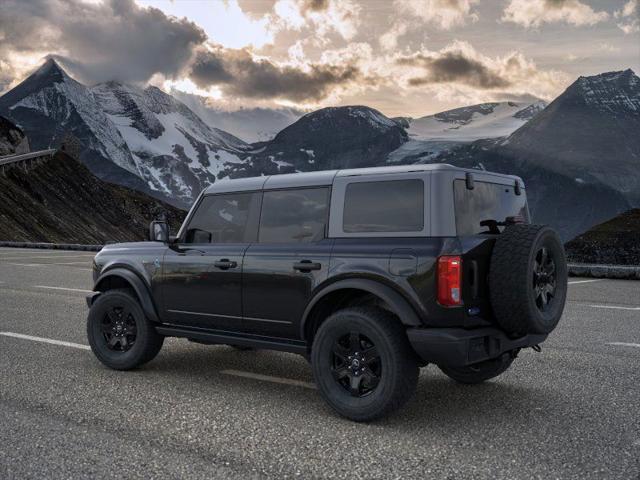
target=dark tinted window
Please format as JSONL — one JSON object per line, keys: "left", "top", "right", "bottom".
{"left": 259, "top": 188, "right": 329, "bottom": 243}
{"left": 185, "top": 193, "right": 260, "bottom": 243}
{"left": 343, "top": 179, "right": 424, "bottom": 233}
{"left": 454, "top": 180, "right": 529, "bottom": 235}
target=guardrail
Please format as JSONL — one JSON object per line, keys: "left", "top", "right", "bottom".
{"left": 0, "top": 148, "right": 57, "bottom": 172}
{"left": 0, "top": 241, "right": 103, "bottom": 251}
{"left": 568, "top": 263, "right": 640, "bottom": 280}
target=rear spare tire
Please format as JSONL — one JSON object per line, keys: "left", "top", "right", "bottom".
{"left": 489, "top": 224, "right": 567, "bottom": 335}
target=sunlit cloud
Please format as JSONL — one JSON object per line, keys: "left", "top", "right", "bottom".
{"left": 394, "top": 40, "right": 569, "bottom": 103}
{"left": 502, "top": 0, "right": 609, "bottom": 28}
{"left": 136, "top": 0, "right": 274, "bottom": 49}
{"left": 614, "top": 0, "right": 639, "bottom": 34}
{"left": 395, "top": 0, "right": 479, "bottom": 30}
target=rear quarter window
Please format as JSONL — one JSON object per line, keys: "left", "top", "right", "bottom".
{"left": 343, "top": 179, "right": 424, "bottom": 233}
{"left": 454, "top": 179, "right": 529, "bottom": 235}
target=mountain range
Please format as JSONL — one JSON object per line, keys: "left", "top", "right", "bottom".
{"left": 0, "top": 59, "right": 638, "bottom": 240}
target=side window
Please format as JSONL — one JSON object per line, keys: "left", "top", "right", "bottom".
{"left": 343, "top": 179, "right": 424, "bottom": 233}
{"left": 184, "top": 192, "right": 260, "bottom": 244}
{"left": 259, "top": 188, "right": 329, "bottom": 243}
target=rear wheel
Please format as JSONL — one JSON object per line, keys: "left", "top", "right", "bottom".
{"left": 439, "top": 355, "right": 514, "bottom": 384}
{"left": 87, "top": 289, "right": 164, "bottom": 370}
{"left": 311, "top": 307, "right": 418, "bottom": 422}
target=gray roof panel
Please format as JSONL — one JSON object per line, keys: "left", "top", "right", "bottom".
{"left": 204, "top": 175, "right": 268, "bottom": 194}
{"left": 264, "top": 169, "right": 337, "bottom": 189}
{"left": 202, "top": 163, "right": 522, "bottom": 194}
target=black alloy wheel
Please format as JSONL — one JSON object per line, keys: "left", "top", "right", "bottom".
{"left": 101, "top": 305, "right": 137, "bottom": 352}
{"left": 532, "top": 246, "right": 557, "bottom": 312}
{"left": 87, "top": 289, "right": 164, "bottom": 370}
{"left": 331, "top": 332, "right": 381, "bottom": 397}
{"left": 311, "top": 307, "right": 419, "bottom": 421}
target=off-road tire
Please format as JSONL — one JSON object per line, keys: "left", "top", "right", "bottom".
{"left": 490, "top": 224, "right": 567, "bottom": 335}
{"left": 311, "top": 307, "right": 419, "bottom": 422}
{"left": 87, "top": 289, "right": 164, "bottom": 370}
{"left": 440, "top": 355, "right": 514, "bottom": 384}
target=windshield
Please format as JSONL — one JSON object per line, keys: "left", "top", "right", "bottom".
{"left": 454, "top": 179, "right": 529, "bottom": 235}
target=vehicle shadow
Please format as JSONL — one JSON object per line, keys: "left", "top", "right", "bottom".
{"left": 138, "top": 340, "right": 560, "bottom": 429}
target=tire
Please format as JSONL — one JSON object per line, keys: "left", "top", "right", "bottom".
{"left": 439, "top": 355, "right": 514, "bottom": 385}
{"left": 87, "top": 289, "right": 164, "bottom": 370}
{"left": 489, "top": 224, "right": 567, "bottom": 335}
{"left": 311, "top": 307, "right": 419, "bottom": 422}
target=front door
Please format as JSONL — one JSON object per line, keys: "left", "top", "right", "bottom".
{"left": 161, "top": 191, "right": 261, "bottom": 331}
{"left": 242, "top": 187, "right": 332, "bottom": 339}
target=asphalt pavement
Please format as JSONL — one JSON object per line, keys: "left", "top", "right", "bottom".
{"left": 0, "top": 247, "right": 638, "bottom": 479}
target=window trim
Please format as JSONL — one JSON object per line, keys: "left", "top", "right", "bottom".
{"left": 257, "top": 186, "right": 331, "bottom": 244}
{"left": 328, "top": 173, "right": 431, "bottom": 238}
{"left": 178, "top": 190, "right": 263, "bottom": 245}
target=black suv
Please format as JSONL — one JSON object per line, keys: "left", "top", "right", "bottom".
{"left": 87, "top": 164, "right": 567, "bottom": 421}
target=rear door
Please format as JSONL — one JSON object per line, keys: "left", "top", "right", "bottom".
{"left": 161, "top": 192, "right": 261, "bottom": 330}
{"left": 242, "top": 187, "right": 333, "bottom": 339}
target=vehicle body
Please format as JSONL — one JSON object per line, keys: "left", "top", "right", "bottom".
{"left": 87, "top": 164, "right": 567, "bottom": 421}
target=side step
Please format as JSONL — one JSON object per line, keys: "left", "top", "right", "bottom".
{"left": 155, "top": 325, "right": 308, "bottom": 355}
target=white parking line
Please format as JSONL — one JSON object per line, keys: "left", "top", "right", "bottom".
{"left": 221, "top": 369, "right": 317, "bottom": 390}
{"left": 606, "top": 342, "right": 640, "bottom": 349}
{"left": 0, "top": 332, "right": 90, "bottom": 350}
{"left": 568, "top": 279, "right": 603, "bottom": 285}
{"left": 34, "top": 285, "right": 93, "bottom": 293}
{"left": 8, "top": 262, "right": 92, "bottom": 271}
{"left": 586, "top": 304, "right": 640, "bottom": 311}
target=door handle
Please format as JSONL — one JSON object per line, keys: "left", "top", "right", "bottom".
{"left": 293, "top": 260, "right": 321, "bottom": 272}
{"left": 214, "top": 259, "right": 238, "bottom": 270}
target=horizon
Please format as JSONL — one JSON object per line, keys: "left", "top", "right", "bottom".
{"left": 5, "top": 56, "right": 638, "bottom": 120}
{"left": 1, "top": 0, "right": 638, "bottom": 117}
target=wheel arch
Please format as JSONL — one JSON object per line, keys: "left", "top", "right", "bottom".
{"left": 93, "top": 268, "right": 160, "bottom": 323}
{"left": 300, "top": 278, "right": 421, "bottom": 344}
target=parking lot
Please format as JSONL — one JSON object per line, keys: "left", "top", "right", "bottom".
{"left": 0, "top": 246, "right": 638, "bottom": 479}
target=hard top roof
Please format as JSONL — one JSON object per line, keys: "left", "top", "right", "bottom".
{"left": 203, "top": 163, "right": 522, "bottom": 195}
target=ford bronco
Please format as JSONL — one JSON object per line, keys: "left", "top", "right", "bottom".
{"left": 87, "top": 164, "right": 567, "bottom": 421}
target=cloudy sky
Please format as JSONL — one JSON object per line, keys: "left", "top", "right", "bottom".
{"left": 1, "top": 0, "right": 638, "bottom": 117}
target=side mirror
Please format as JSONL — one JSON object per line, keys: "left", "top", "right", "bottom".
{"left": 149, "top": 220, "right": 169, "bottom": 243}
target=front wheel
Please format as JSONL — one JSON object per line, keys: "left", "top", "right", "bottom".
{"left": 311, "top": 307, "right": 418, "bottom": 422}
{"left": 439, "top": 355, "right": 514, "bottom": 385}
{"left": 87, "top": 289, "right": 164, "bottom": 370}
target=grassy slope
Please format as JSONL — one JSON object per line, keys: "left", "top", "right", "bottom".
{"left": 565, "top": 209, "right": 640, "bottom": 265}
{"left": 0, "top": 151, "right": 186, "bottom": 243}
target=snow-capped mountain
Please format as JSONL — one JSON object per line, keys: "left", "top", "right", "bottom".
{"left": 502, "top": 69, "right": 640, "bottom": 202}
{"left": 221, "top": 106, "right": 408, "bottom": 178}
{"left": 386, "top": 101, "right": 545, "bottom": 165}
{"left": 0, "top": 59, "right": 137, "bottom": 174}
{"left": 0, "top": 59, "right": 250, "bottom": 208}
{"left": 172, "top": 90, "right": 302, "bottom": 143}
{"left": 425, "top": 69, "right": 640, "bottom": 240}
{"left": 405, "top": 101, "right": 546, "bottom": 142}
{"left": 91, "top": 81, "right": 249, "bottom": 203}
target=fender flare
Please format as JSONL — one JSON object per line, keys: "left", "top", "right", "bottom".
{"left": 92, "top": 268, "right": 160, "bottom": 323}
{"left": 300, "top": 278, "right": 422, "bottom": 339}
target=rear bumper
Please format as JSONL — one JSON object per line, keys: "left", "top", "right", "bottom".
{"left": 407, "top": 327, "right": 547, "bottom": 367}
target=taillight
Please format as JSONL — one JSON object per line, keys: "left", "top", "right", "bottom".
{"left": 437, "top": 256, "right": 462, "bottom": 306}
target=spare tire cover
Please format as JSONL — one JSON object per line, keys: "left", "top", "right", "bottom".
{"left": 489, "top": 224, "right": 567, "bottom": 335}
